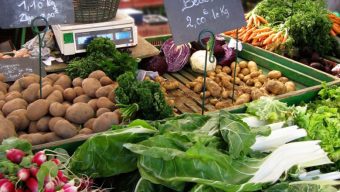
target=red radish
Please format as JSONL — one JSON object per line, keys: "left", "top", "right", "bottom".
{"left": 0, "top": 181, "right": 14, "bottom": 192}
{"left": 62, "top": 186, "right": 77, "bottom": 192}
{"left": 79, "top": 178, "right": 94, "bottom": 190}
{"left": 0, "top": 179, "right": 10, "bottom": 187}
{"left": 61, "top": 180, "right": 75, "bottom": 190}
{"left": 24, "top": 190, "right": 31, "bottom": 192}
{"left": 50, "top": 159, "right": 60, "bottom": 166}
{"left": 57, "top": 171, "right": 68, "bottom": 183}
{"left": 31, "top": 151, "right": 46, "bottom": 167}
{"left": 25, "top": 178, "right": 38, "bottom": 192}
{"left": 15, "top": 188, "right": 24, "bottom": 192}
{"left": 44, "top": 181, "right": 55, "bottom": 192}
{"left": 17, "top": 168, "right": 30, "bottom": 181}
{"left": 29, "top": 167, "right": 39, "bottom": 178}
{"left": 0, "top": 173, "right": 3, "bottom": 179}
{"left": 6, "top": 149, "right": 25, "bottom": 164}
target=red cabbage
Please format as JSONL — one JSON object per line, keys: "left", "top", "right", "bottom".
{"left": 141, "top": 55, "right": 168, "bottom": 75}
{"left": 161, "top": 38, "right": 191, "bottom": 72}
{"left": 202, "top": 36, "right": 226, "bottom": 58}
{"left": 218, "top": 44, "right": 236, "bottom": 66}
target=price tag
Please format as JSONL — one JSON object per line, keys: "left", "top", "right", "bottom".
{"left": 164, "top": 0, "right": 246, "bottom": 45}
{"left": 0, "top": 0, "right": 74, "bottom": 28}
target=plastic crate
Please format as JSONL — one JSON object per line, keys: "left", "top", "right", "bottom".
{"left": 73, "top": 0, "right": 120, "bottom": 23}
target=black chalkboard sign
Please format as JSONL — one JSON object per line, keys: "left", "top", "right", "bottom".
{"left": 0, "top": 0, "right": 74, "bottom": 29}
{"left": 164, "top": 0, "right": 247, "bottom": 45}
{"left": 0, "top": 58, "right": 46, "bottom": 82}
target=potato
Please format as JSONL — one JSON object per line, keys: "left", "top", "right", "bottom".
{"left": 5, "top": 91, "right": 22, "bottom": 102}
{"left": 63, "top": 88, "right": 76, "bottom": 102}
{"left": 48, "top": 117, "right": 64, "bottom": 132}
{"left": 215, "top": 100, "right": 232, "bottom": 109}
{"left": 257, "top": 75, "right": 267, "bottom": 83}
{"left": 268, "top": 70, "right": 282, "bottom": 79}
{"left": 0, "top": 92, "right": 5, "bottom": 100}
{"left": 54, "top": 75, "right": 72, "bottom": 89}
{"left": 206, "top": 79, "right": 222, "bottom": 97}
{"left": 82, "top": 78, "right": 101, "bottom": 98}
{"left": 285, "top": 81, "right": 296, "bottom": 92}
{"left": 100, "top": 76, "right": 113, "bottom": 86}
{"left": 0, "top": 73, "right": 5, "bottom": 82}
{"left": 42, "top": 77, "right": 53, "bottom": 86}
{"left": 209, "top": 98, "right": 219, "bottom": 105}
{"left": 89, "top": 70, "right": 106, "bottom": 80}
{"left": 239, "top": 61, "right": 248, "bottom": 68}
{"left": 22, "top": 83, "right": 40, "bottom": 103}
{"left": 254, "top": 82, "right": 262, "bottom": 88}
{"left": 97, "top": 97, "right": 115, "bottom": 110}
{"left": 46, "top": 90, "right": 63, "bottom": 103}
{"left": 95, "top": 85, "right": 114, "bottom": 98}
{"left": 20, "top": 133, "right": 46, "bottom": 145}
{"left": 0, "top": 100, "right": 5, "bottom": 110}
{"left": 222, "top": 66, "right": 231, "bottom": 74}
{"left": 44, "top": 132, "right": 62, "bottom": 142}
{"left": 53, "top": 85, "right": 64, "bottom": 92}
{"left": 38, "top": 85, "right": 54, "bottom": 99}
{"left": 74, "top": 87, "right": 84, "bottom": 96}
{"left": 19, "top": 75, "right": 39, "bottom": 89}
{"left": 200, "top": 91, "right": 211, "bottom": 98}
{"left": 2, "top": 98, "right": 28, "bottom": 116}
{"left": 221, "top": 90, "right": 230, "bottom": 99}
{"left": 84, "top": 118, "right": 96, "bottom": 129}
{"left": 243, "top": 75, "right": 251, "bottom": 82}
{"left": 28, "top": 121, "right": 39, "bottom": 133}
{"left": 92, "top": 112, "right": 120, "bottom": 133}
{"left": 266, "top": 80, "right": 287, "bottom": 95}
{"left": 73, "top": 95, "right": 91, "bottom": 103}
{"left": 72, "top": 77, "right": 83, "bottom": 87}
{"left": 0, "top": 82, "right": 9, "bottom": 94}
{"left": 248, "top": 61, "right": 258, "bottom": 72}
{"left": 45, "top": 73, "right": 60, "bottom": 83}
{"left": 193, "top": 83, "right": 203, "bottom": 93}
{"left": 7, "top": 109, "right": 29, "bottom": 131}
{"left": 231, "top": 66, "right": 241, "bottom": 77}
{"left": 251, "top": 89, "right": 267, "bottom": 100}
{"left": 49, "top": 102, "right": 66, "bottom": 117}
{"left": 27, "top": 99, "right": 50, "bottom": 121}
{"left": 246, "top": 79, "right": 255, "bottom": 86}
{"left": 65, "top": 103, "right": 94, "bottom": 124}
{"left": 279, "top": 77, "right": 289, "bottom": 83}
{"left": 96, "top": 108, "right": 111, "bottom": 117}
{"left": 54, "top": 120, "right": 78, "bottom": 139}
{"left": 250, "top": 71, "right": 261, "bottom": 78}
{"left": 207, "top": 71, "right": 216, "bottom": 77}
{"left": 9, "top": 80, "right": 22, "bottom": 92}
{"left": 79, "top": 128, "right": 93, "bottom": 135}
{"left": 62, "top": 102, "right": 71, "bottom": 110}
{"left": 37, "top": 116, "right": 51, "bottom": 132}
{"left": 88, "top": 99, "right": 98, "bottom": 111}
{"left": 235, "top": 94, "right": 251, "bottom": 105}
{"left": 0, "top": 117, "right": 17, "bottom": 143}
{"left": 107, "top": 91, "right": 116, "bottom": 103}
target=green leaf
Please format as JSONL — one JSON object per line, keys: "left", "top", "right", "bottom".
{"left": 219, "top": 111, "right": 256, "bottom": 158}
{"left": 0, "top": 138, "right": 32, "bottom": 159}
{"left": 190, "top": 184, "right": 224, "bottom": 192}
{"left": 69, "top": 126, "right": 156, "bottom": 178}
{"left": 19, "top": 156, "right": 33, "bottom": 168}
{"left": 134, "top": 179, "right": 175, "bottom": 192}
{"left": 51, "top": 148, "right": 70, "bottom": 165}
{"left": 37, "top": 161, "right": 58, "bottom": 190}
{"left": 0, "top": 160, "right": 20, "bottom": 175}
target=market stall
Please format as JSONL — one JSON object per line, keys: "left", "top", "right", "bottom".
{"left": 0, "top": 0, "right": 339, "bottom": 191}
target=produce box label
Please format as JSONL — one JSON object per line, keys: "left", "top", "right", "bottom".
{"left": 164, "top": 0, "right": 246, "bottom": 45}
{"left": 0, "top": 57, "right": 46, "bottom": 82}
{"left": 0, "top": 0, "right": 74, "bottom": 28}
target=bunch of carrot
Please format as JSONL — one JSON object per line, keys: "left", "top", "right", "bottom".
{"left": 328, "top": 13, "right": 340, "bottom": 36}
{"left": 224, "top": 13, "right": 288, "bottom": 52}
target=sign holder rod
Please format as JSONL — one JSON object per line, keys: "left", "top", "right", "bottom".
{"left": 31, "top": 16, "right": 49, "bottom": 99}
{"left": 231, "top": 29, "right": 239, "bottom": 103}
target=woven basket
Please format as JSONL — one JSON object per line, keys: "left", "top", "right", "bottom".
{"left": 73, "top": 0, "right": 120, "bottom": 23}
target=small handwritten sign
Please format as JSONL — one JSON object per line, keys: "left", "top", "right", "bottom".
{"left": 0, "top": 0, "right": 74, "bottom": 28}
{"left": 164, "top": 0, "right": 246, "bottom": 45}
{"left": 0, "top": 58, "right": 46, "bottom": 82}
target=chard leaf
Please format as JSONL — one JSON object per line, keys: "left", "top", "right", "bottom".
{"left": 134, "top": 179, "right": 174, "bottom": 192}
{"left": 189, "top": 185, "right": 224, "bottom": 192}
{"left": 69, "top": 126, "right": 156, "bottom": 178}
{"left": 219, "top": 111, "right": 256, "bottom": 158}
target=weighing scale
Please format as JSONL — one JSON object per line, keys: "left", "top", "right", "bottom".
{"left": 52, "top": 11, "right": 138, "bottom": 56}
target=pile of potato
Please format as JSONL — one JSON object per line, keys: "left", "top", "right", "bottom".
{"left": 0, "top": 48, "right": 30, "bottom": 59}
{"left": 0, "top": 70, "right": 121, "bottom": 145}
{"left": 186, "top": 61, "right": 296, "bottom": 109}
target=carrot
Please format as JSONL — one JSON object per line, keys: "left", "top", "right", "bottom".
{"left": 243, "top": 27, "right": 256, "bottom": 42}
{"left": 272, "top": 31, "right": 283, "bottom": 42}
{"left": 282, "top": 32, "right": 289, "bottom": 43}
{"left": 257, "top": 15, "right": 268, "bottom": 24}
{"left": 247, "top": 15, "right": 254, "bottom": 28}
{"left": 224, "top": 30, "right": 236, "bottom": 35}
{"left": 254, "top": 16, "right": 261, "bottom": 27}
{"left": 330, "top": 29, "right": 336, "bottom": 36}
{"left": 255, "top": 31, "right": 274, "bottom": 39}
{"left": 332, "top": 23, "right": 340, "bottom": 34}
{"left": 263, "top": 33, "right": 276, "bottom": 45}
{"left": 254, "top": 27, "right": 271, "bottom": 33}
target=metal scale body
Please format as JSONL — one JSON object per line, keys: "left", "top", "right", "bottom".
{"left": 52, "top": 11, "right": 138, "bottom": 56}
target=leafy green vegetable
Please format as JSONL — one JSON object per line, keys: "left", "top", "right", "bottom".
{"left": 134, "top": 179, "right": 175, "bottom": 192}
{"left": 37, "top": 161, "right": 58, "bottom": 190}
{"left": 265, "top": 181, "right": 339, "bottom": 192}
{"left": 0, "top": 137, "right": 32, "bottom": 159}
{"left": 253, "top": 0, "right": 337, "bottom": 55}
{"left": 68, "top": 126, "right": 157, "bottom": 178}
{"left": 66, "top": 37, "right": 138, "bottom": 80}
{"left": 246, "top": 97, "right": 293, "bottom": 123}
{"left": 115, "top": 72, "right": 173, "bottom": 121}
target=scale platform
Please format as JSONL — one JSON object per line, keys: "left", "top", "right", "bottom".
{"left": 52, "top": 11, "right": 138, "bottom": 56}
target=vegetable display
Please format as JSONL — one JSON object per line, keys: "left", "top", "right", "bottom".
{"left": 0, "top": 70, "right": 121, "bottom": 145}
{"left": 161, "top": 39, "right": 191, "bottom": 73}
{"left": 66, "top": 37, "right": 138, "bottom": 80}
{"left": 0, "top": 138, "right": 98, "bottom": 192}
{"left": 296, "top": 84, "right": 340, "bottom": 167}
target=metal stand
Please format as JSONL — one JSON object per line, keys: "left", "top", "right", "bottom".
{"left": 231, "top": 29, "right": 240, "bottom": 103}
{"left": 31, "top": 16, "right": 49, "bottom": 99}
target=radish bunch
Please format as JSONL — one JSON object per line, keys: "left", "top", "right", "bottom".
{"left": 0, "top": 149, "right": 95, "bottom": 192}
